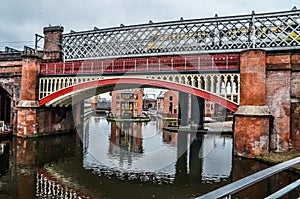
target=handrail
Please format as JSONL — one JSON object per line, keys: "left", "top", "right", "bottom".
{"left": 196, "top": 157, "right": 300, "bottom": 199}
{"left": 265, "top": 179, "right": 300, "bottom": 199}
{"left": 39, "top": 53, "right": 239, "bottom": 75}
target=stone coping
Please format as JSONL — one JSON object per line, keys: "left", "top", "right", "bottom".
{"left": 234, "top": 106, "right": 272, "bottom": 117}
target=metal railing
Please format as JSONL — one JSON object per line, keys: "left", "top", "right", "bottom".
{"left": 196, "top": 157, "right": 300, "bottom": 199}
{"left": 62, "top": 8, "right": 300, "bottom": 60}
{"left": 40, "top": 53, "right": 239, "bottom": 75}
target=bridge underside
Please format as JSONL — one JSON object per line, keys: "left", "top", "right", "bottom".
{"left": 38, "top": 78, "right": 239, "bottom": 112}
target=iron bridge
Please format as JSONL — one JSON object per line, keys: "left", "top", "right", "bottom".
{"left": 38, "top": 8, "right": 300, "bottom": 111}
{"left": 38, "top": 53, "right": 240, "bottom": 111}
{"left": 62, "top": 8, "right": 300, "bottom": 60}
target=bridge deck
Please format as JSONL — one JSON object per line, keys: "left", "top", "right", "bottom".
{"left": 40, "top": 53, "right": 239, "bottom": 75}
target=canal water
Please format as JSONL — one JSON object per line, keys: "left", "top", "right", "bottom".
{"left": 0, "top": 115, "right": 300, "bottom": 198}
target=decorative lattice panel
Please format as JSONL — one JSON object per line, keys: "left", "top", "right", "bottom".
{"left": 62, "top": 9, "right": 300, "bottom": 60}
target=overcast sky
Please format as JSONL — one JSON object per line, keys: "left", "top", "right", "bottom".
{"left": 0, "top": 0, "right": 299, "bottom": 50}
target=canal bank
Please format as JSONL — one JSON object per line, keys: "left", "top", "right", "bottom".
{"left": 255, "top": 150, "right": 300, "bottom": 174}
{"left": 206, "top": 121, "right": 300, "bottom": 174}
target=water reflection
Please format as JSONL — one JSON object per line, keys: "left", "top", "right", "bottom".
{"left": 202, "top": 134, "right": 232, "bottom": 182}
{"left": 1, "top": 116, "right": 299, "bottom": 198}
{"left": 0, "top": 142, "right": 9, "bottom": 173}
{"left": 108, "top": 122, "right": 143, "bottom": 170}
{"left": 82, "top": 116, "right": 232, "bottom": 183}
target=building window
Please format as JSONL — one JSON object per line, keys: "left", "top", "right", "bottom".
{"left": 134, "top": 94, "right": 138, "bottom": 99}
{"left": 174, "top": 109, "right": 177, "bottom": 114}
{"left": 123, "top": 94, "right": 130, "bottom": 100}
{"left": 170, "top": 96, "right": 173, "bottom": 101}
{"left": 134, "top": 102, "right": 138, "bottom": 108}
{"left": 169, "top": 102, "right": 173, "bottom": 113}
{"left": 134, "top": 110, "right": 138, "bottom": 117}
{"left": 116, "top": 94, "right": 120, "bottom": 100}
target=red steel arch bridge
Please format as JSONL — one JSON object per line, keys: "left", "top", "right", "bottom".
{"left": 38, "top": 8, "right": 300, "bottom": 112}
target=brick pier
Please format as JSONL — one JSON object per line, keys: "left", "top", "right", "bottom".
{"left": 234, "top": 49, "right": 300, "bottom": 157}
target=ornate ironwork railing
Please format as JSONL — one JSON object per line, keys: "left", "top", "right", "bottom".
{"left": 62, "top": 8, "right": 300, "bottom": 60}
{"left": 40, "top": 53, "right": 239, "bottom": 75}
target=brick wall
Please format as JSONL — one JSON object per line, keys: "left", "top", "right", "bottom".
{"left": 266, "top": 54, "right": 291, "bottom": 151}
{"left": 239, "top": 50, "right": 266, "bottom": 106}
{"left": 111, "top": 89, "right": 144, "bottom": 117}
{"left": 0, "top": 59, "right": 22, "bottom": 132}
{"left": 163, "top": 90, "right": 179, "bottom": 115}
{"left": 266, "top": 70, "right": 291, "bottom": 151}
{"left": 290, "top": 53, "right": 300, "bottom": 150}
{"left": 234, "top": 50, "right": 271, "bottom": 157}
{"left": 43, "top": 26, "right": 64, "bottom": 61}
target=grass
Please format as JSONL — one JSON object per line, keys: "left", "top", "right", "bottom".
{"left": 255, "top": 150, "right": 300, "bottom": 172}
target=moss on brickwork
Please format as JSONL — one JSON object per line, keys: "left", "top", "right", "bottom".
{"left": 294, "top": 104, "right": 300, "bottom": 116}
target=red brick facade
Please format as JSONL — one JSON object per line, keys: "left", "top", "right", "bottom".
{"left": 43, "top": 26, "right": 64, "bottom": 61}
{"left": 266, "top": 54, "right": 291, "bottom": 151}
{"left": 17, "top": 53, "right": 41, "bottom": 137}
{"left": 162, "top": 90, "right": 179, "bottom": 117}
{"left": 239, "top": 50, "right": 266, "bottom": 106}
{"left": 0, "top": 58, "right": 22, "bottom": 132}
{"left": 234, "top": 50, "right": 271, "bottom": 157}
{"left": 235, "top": 50, "right": 300, "bottom": 156}
{"left": 111, "top": 89, "right": 144, "bottom": 118}
{"left": 234, "top": 115, "right": 270, "bottom": 156}
{"left": 290, "top": 54, "right": 300, "bottom": 150}
{"left": 0, "top": 26, "right": 76, "bottom": 137}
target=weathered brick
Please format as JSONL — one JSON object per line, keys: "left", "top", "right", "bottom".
{"left": 234, "top": 115, "right": 270, "bottom": 157}
{"left": 17, "top": 108, "right": 38, "bottom": 137}
{"left": 266, "top": 54, "right": 291, "bottom": 69}
{"left": 43, "top": 26, "right": 64, "bottom": 61}
{"left": 239, "top": 50, "right": 266, "bottom": 106}
{"left": 20, "top": 55, "right": 40, "bottom": 101}
{"left": 291, "top": 72, "right": 300, "bottom": 98}
{"left": 291, "top": 102, "right": 300, "bottom": 150}
{"left": 266, "top": 58, "right": 291, "bottom": 151}
{"left": 291, "top": 54, "right": 300, "bottom": 69}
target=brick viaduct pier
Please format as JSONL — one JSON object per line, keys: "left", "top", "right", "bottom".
{"left": 1, "top": 9, "right": 300, "bottom": 157}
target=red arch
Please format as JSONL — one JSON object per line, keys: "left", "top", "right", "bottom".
{"left": 38, "top": 78, "right": 239, "bottom": 112}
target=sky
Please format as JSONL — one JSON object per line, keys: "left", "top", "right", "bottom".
{"left": 0, "top": 0, "right": 299, "bottom": 49}
{"left": 0, "top": 0, "right": 299, "bottom": 98}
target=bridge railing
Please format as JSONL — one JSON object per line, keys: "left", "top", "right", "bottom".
{"left": 37, "top": 168, "right": 91, "bottom": 198}
{"left": 196, "top": 157, "right": 300, "bottom": 199}
{"left": 40, "top": 53, "right": 239, "bottom": 75}
{"left": 62, "top": 8, "right": 300, "bottom": 60}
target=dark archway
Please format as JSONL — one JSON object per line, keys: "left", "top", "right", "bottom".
{"left": 0, "top": 87, "right": 11, "bottom": 125}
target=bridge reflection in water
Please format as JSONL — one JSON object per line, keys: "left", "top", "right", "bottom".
{"left": 30, "top": 117, "right": 300, "bottom": 198}
{"left": 82, "top": 117, "right": 232, "bottom": 183}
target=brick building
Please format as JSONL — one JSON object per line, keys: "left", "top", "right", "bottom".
{"left": 143, "top": 94, "right": 157, "bottom": 110}
{"left": 111, "top": 88, "right": 143, "bottom": 118}
{"left": 157, "top": 90, "right": 220, "bottom": 120}
{"left": 110, "top": 122, "right": 143, "bottom": 153}
{"left": 157, "top": 90, "right": 179, "bottom": 118}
